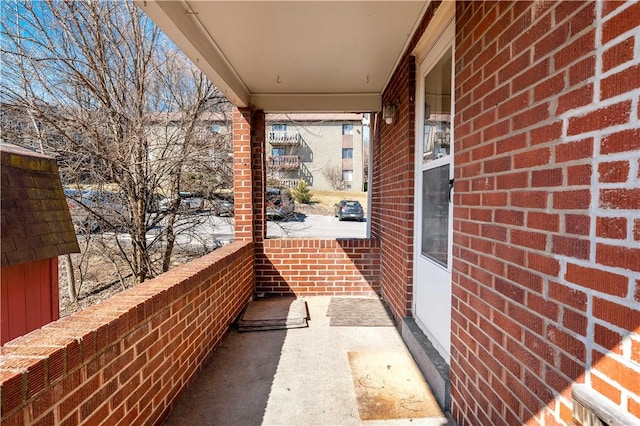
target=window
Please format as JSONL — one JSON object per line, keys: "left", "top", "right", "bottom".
{"left": 209, "top": 124, "right": 221, "bottom": 133}
{"left": 265, "top": 113, "right": 368, "bottom": 241}
{"left": 342, "top": 148, "right": 353, "bottom": 159}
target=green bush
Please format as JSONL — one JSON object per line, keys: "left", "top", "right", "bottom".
{"left": 290, "top": 180, "right": 313, "bottom": 204}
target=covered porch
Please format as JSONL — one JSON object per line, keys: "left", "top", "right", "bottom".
{"left": 1, "top": 1, "right": 639, "bottom": 426}
{"left": 3, "top": 237, "right": 410, "bottom": 425}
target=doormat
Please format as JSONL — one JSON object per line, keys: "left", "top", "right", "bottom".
{"left": 237, "top": 297, "right": 308, "bottom": 331}
{"left": 327, "top": 297, "right": 394, "bottom": 327}
{"left": 348, "top": 351, "right": 444, "bottom": 421}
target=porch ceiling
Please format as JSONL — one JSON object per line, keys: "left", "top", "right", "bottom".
{"left": 137, "top": 1, "right": 429, "bottom": 113}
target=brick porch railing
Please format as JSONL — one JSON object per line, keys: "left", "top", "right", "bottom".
{"left": 0, "top": 241, "right": 254, "bottom": 426}
{"left": 0, "top": 236, "right": 384, "bottom": 425}
{"left": 256, "top": 238, "right": 381, "bottom": 296}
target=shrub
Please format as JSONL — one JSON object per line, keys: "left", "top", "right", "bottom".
{"left": 290, "top": 180, "right": 313, "bottom": 204}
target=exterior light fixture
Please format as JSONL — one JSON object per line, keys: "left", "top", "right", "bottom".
{"left": 383, "top": 104, "right": 397, "bottom": 124}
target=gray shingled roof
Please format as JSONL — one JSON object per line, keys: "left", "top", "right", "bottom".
{"left": 1, "top": 142, "right": 80, "bottom": 266}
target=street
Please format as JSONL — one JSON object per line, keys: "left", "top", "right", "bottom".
{"left": 267, "top": 214, "right": 367, "bottom": 239}
{"left": 83, "top": 213, "right": 368, "bottom": 257}
{"left": 169, "top": 212, "right": 367, "bottom": 245}
{"left": 196, "top": 213, "right": 367, "bottom": 243}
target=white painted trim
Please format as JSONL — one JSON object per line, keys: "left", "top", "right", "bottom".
{"left": 135, "top": 0, "right": 251, "bottom": 107}
{"left": 412, "top": 0, "right": 455, "bottom": 65}
{"left": 412, "top": 20, "right": 455, "bottom": 364}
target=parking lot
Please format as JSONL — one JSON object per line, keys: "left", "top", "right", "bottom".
{"left": 267, "top": 213, "right": 367, "bottom": 239}
{"left": 81, "top": 212, "right": 367, "bottom": 248}
{"left": 63, "top": 211, "right": 367, "bottom": 315}
{"left": 174, "top": 212, "right": 368, "bottom": 244}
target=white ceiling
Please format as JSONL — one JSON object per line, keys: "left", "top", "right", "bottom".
{"left": 137, "top": 1, "right": 429, "bottom": 112}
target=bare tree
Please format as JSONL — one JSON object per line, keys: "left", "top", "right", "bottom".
{"left": 1, "top": 1, "right": 231, "bottom": 283}
{"left": 322, "top": 165, "right": 344, "bottom": 190}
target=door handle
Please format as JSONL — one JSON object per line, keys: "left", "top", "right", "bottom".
{"left": 448, "top": 179, "right": 455, "bottom": 202}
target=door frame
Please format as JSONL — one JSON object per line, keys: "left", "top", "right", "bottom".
{"left": 411, "top": 18, "right": 455, "bottom": 363}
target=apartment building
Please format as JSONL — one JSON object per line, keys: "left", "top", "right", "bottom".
{"left": 266, "top": 114, "right": 365, "bottom": 191}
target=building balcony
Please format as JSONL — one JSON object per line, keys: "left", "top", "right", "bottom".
{"left": 268, "top": 130, "right": 300, "bottom": 146}
{"left": 268, "top": 155, "right": 300, "bottom": 170}
{"left": 275, "top": 178, "right": 300, "bottom": 188}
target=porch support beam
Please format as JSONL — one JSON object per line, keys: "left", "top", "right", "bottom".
{"left": 250, "top": 93, "right": 382, "bottom": 113}
{"left": 135, "top": 0, "right": 250, "bottom": 108}
{"left": 233, "top": 108, "right": 266, "bottom": 243}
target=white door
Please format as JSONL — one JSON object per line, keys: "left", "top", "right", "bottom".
{"left": 413, "top": 22, "right": 454, "bottom": 363}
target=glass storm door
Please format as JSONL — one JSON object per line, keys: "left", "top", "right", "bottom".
{"left": 413, "top": 23, "right": 454, "bottom": 363}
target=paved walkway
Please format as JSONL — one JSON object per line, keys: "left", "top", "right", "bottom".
{"left": 163, "top": 296, "right": 454, "bottom": 426}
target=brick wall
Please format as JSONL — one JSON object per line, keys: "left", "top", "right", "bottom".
{"left": 0, "top": 241, "right": 254, "bottom": 426}
{"left": 451, "top": 1, "right": 639, "bottom": 425}
{"left": 255, "top": 239, "right": 380, "bottom": 297}
{"left": 238, "top": 108, "right": 382, "bottom": 299}
{"left": 373, "top": 1, "right": 441, "bottom": 324}
{"left": 233, "top": 108, "right": 266, "bottom": 242}
{"left": 251, "top": 110, "right": 267, "bottom": 242}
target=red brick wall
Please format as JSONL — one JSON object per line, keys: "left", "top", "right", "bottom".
{"left": 451, "top": 1, "right": 640, "bottom": 424}
{"left": 0, "top": 241, "right": 254, "bottom": 426}
{"left": 256, "top": 239, "right": 380, "bottom": 296}
{"left": 233, "top": 108, "right": 266, "bottom": 242}
{"left": 238, "top": 108, "right": 382, "bottom": 299}
{"left": 373, "top": 1, "right": 441, "bottom": 324}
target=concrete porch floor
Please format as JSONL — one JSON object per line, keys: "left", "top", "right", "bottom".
{"left": 163, "top": 296, "right": 455, "bottom": 426}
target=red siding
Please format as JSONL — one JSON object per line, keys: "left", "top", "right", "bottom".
{"left": 1, "top": 258, "right": 59, "bottom": 345}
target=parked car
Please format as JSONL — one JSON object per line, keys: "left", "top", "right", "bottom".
{"left": 334, "top": 200, "right": 364, "bottom": 221}
{"left": 145, "top": 192, "right": 164, "bottom": 213}
{"left": 64, "top": 188, "right": 84, "bottom": 200}
{"left": 65, "top": 189, "right": 129, "bottom": 232}
{"left": 179, "top": 192, "right": 205, "bottom": 212}
{"left": 158, "top": 192, "right": 205, "bottom": 213}
{"left": 211, "top": 194, "right": 234, "bottom": 217}
{"left": 266, "top": 188, "right": 295, "bottom": 220}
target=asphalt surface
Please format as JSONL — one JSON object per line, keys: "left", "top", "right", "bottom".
{"left": 266, "top": 213, "right": 367, "bottom": 239}
{"left": 84, "top": 213, "right": 367, "bottom": 255}
{"left": 171, "top": 212, "right": 368, "bottom": 244}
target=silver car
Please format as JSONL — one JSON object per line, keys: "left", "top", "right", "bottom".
{"left": 65, "top": 189, "right": 129, "bottom": 232}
